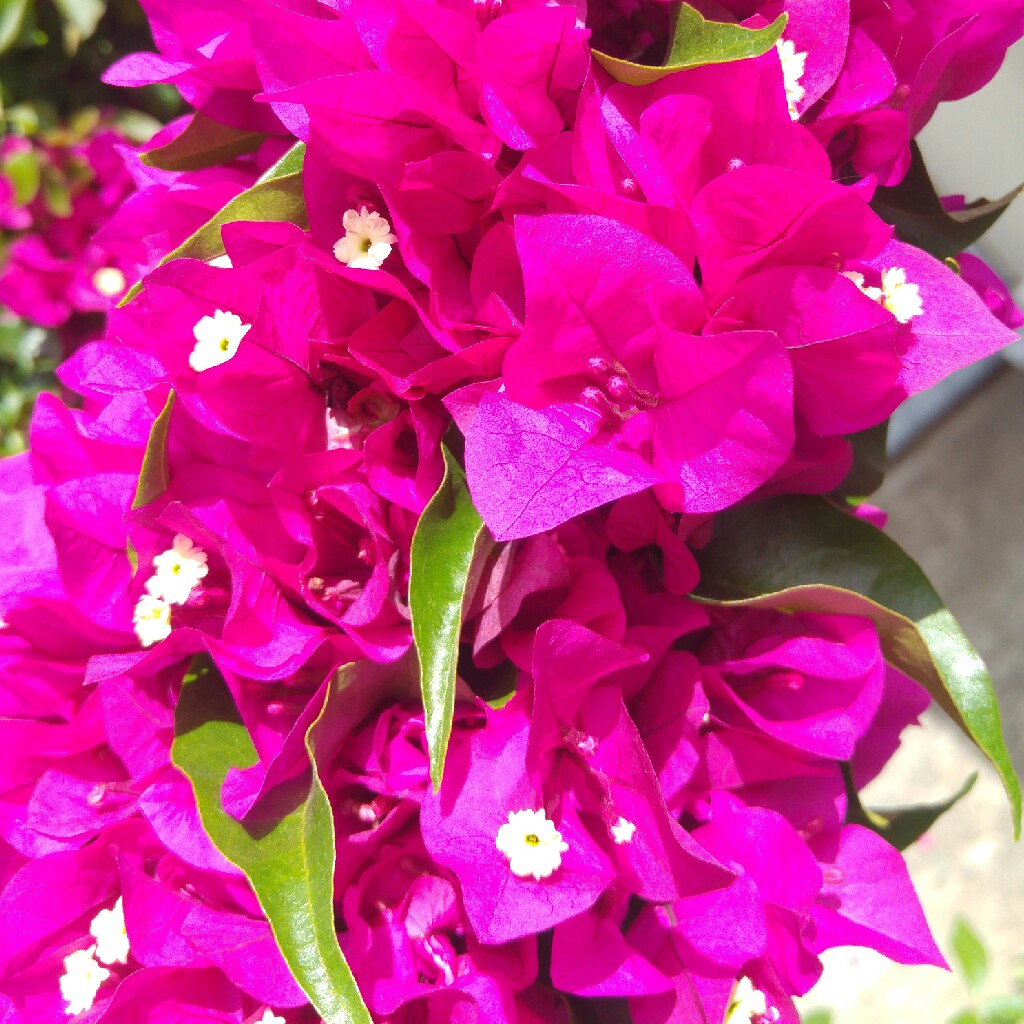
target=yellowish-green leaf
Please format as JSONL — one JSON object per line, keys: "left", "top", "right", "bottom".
{"left": 592, "top": 3, "right": 786, "bottom": 86}
{"left": 172, "top": 655, "right": 373, "bottom": 1024}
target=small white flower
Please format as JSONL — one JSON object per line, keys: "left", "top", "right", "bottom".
{"left": 89, "top": 897, "right": 129, "bottom": 966}
{"left": 147, "top": 534, "right": 209, "bottom": 605}
{"left": 880, "top": 266, "right": 924, "bottom": 323}
{"left": 841, "top": 270, "right": 883, "bottom": 303}
{"left": 59, "top": 946, "right": 110, "bottom": 1016}
{"left": 333, "top": 206, "right": 397, "bottom": 270}
{"left": 189, "top": 310, "right": 251, "bottom": 372}
{"left": 91, "top": 267, "right": 127, "bottom": 298}
{"left": 259, "top": 1011, "right": 286, "bottom": 1024}
{"left": 207, "top": 254, "right": 233, "bottom": 268}
{"left": 133, "top": 594, "right": 172, "bottom": 648}
{"left": 724, "top": 976, "right": 780, "bottom": 1023}
{"left": 496, "top": 808, "right": 569, "bottom": 881}
{"left": 776, "top": 38, "right": 807, "bottom": 120}
{"left": 611, "top": 816, "right": 636, "bottom": 845}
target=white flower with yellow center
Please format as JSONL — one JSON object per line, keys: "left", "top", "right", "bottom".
{"left": 843, "top": 268, "right": 923, "bottom": 323}
{"left": 496, "top": 808, "right": 568, "bottom": 880}
{"left": 333, "top": 206, "right": 397, "bottom": 270}
{"left": 775, "top": 38, "right": 807, "bottom": 120}
{"left": 724, "top": 976, "right": 780, "bottom": 1023}
{"left": 133, "top": 594, "right": 172, "bottom": 648}
{"left": 89, "top": 897, "right": 129, "bottom": 966}
{"left": 879, "top": 266, "right": 924, "bottom": 323}
{"left": 259, "top": 1011, "right": 286, "bottom": 1024}
{"left": 611, "top": 816, "right": 636, "bottom": 845}
{"left": 59, "top": 946, "right": 110, "bottom": 1016}
{"left": 92, "top": 267, "right": 127, "bottom": 298}
{"left": 189, "top": 310, "right": 251, "bottom": 372}
{"left": 147, "top": 534, "right": 209, "bottom": 605}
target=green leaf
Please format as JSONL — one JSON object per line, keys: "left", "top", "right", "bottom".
{"left": 0, "top": 0, "right": 30, "bottom": 54}
{"left": 1, "top": 148, "right": 40, "bottom": 206}
{"left": 409, "top": 444, "right": 487, "bottom": 790}
{"left": 133, "top": 391, "right": 175, "bottom": 510}
{"left": 141, "top": 112, "right": 267, "bottom": 173}
{"left": 951, "top": 917, "right": 989, "bottom": 995}
{"left": 121, "top": 142, "right": 307, "bottom": 305}
{"left": 834, "top": 420, "right": 889, "bottom": 502}
{"left": 845, "top": 765, "right": 978, "bottom": 850}
{"left": 693, "top": 495, "right": 1022, "bottom": 838}
{"left": 801, "top": 1010, "right": 834, "bottom": 1024}
{"left": 592, "top": 3, "right": 786, "bottom": 86}
{"left": 871, "top": 142, "right": 1022, "bottom": 260}
{"left": 172, "top": 655, "right": 373, "bottom": 1024}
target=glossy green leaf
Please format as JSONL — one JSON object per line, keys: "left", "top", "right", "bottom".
{"left": 0, "top": 0, "right": 30, "bottom": 53}
{"left": 845, "top": 765, "right": 977, "bottom": 850}
{"left": 121, "top": 142, "right": 307, "bottom": 304}
{"left": 141, "top": 112, "right": 267, "bottom": 173}
{"left": 693, "top": 495, "right": 1021, "bottom": 838}
{"left": 592, "top": 4, "right": 786, "bottom": 86}
{"left": 133, "top": 391, "right": 175, "bottom": 510}
{"left": 409, "top": 444, "right": 487, "bottom": 790}
{"left": 172, "top": 655, "right": 373, "bottom": 1024}
{"left": 871, "top": 142, "right": 1022, "bottom": 260}
{"left": 951, "top": 917, "right": 989, "bottom": 995}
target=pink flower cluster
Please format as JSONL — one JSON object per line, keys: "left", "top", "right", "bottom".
{"left": 1, "top": 0, "right": 1022, "bottom": 1022}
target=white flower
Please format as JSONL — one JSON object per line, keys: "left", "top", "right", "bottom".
{"left": 189, "top": 310, "right": 251, "bottom": 372}
{"left": 776, "top": 38, "right": 807, "bottom": 120}
{"left": 91, "top": 267, "right": 127, "bottom": 298}
{"left": 842, "top": 268, "right": 923, "bottom": 323}
{"left": 259, "top": 1012, "right": 286, "bottom": 1024}
{"left": 495, "top": 808, "right": 568, "bottom": 880}
{"left": 133, "top": 594, "right": 172, "bottom": 648}
{"left": 333, "top": 206, "right": 397, "bottom": 270}
{"left": 207, "top": 254, "right": 233, "bottom": 268}
{"left": 611, "top": 816, "right": 636, "bottom": 845}
{"left": 147, "top": 534, "right": 209, "bottom": 605}
{"left": 880, "top": 266, "right": 924, "bottom": 323}
{"left": 59, "top": 946, "right": 110, "bottom": 1016}
{"left": 724, "top": 976, "right": 780, "bottom": 1023}
{"left": 89, "top": 897, "right": 129, "bottom": 966}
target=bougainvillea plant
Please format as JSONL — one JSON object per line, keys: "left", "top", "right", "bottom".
{"left": 1, "top": 0, "right": 1022, "bottom": 1022}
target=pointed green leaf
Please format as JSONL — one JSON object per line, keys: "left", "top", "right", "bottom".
{"left": 592, "top": 4, "right": 786, "bottom": 86}
{"left": 845, "top": 765, "right": 978, "bottom": 850}
{"left": 121, "top": 142, "right": 307, "bottom": 304}
{"left": 141, "top": 112, "right": 267, "bottom": 173}
{"left": 0, "top": 0, "right": 30, "bottom": 53}
{"left": 172, "top": 655, "right": 373, "bottom": 1024}
{"left": 133, "top": 390, "right": 175, "bottom": 510}
{"left": 871, "top": 142, "right": 1022, "bottom": 260}
{"left": 409, "top": 445, "right": 488, "bottom": 790}
{"left": 951, "top": 917, "right": 989, "bottom": 995}
{"left": 693, "top": 495, "right": 1021, "bottom": 838}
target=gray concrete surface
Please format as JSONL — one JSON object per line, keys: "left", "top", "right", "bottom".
{"left": 800, "top": 367, "right": 1024, "bottom": 1022}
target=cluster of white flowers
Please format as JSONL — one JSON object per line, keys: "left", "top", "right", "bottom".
{"left": 844, "top": 267, "right": 925, "bottom": 323}
{"left": 132, "top": 534, "right": 209, "bottom": 647}
{"left": 59, "top": 899, "right": 128, "bottom": 1016}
